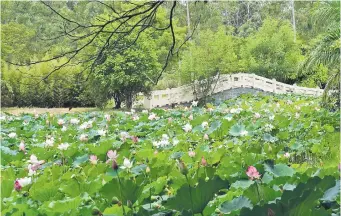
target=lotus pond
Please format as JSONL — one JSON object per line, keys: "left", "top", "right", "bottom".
{"left": 1, "top": 94, "right": 340, "bottom": 216}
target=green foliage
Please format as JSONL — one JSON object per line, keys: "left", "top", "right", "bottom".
{"left": 241, "top": 18, "right": 304, "bottom": 83}
{"left": 1, "top": 94, "right": 339, "bottom": 215}
{"left": 1, "top": 60, "right": 95, "bottom": 107}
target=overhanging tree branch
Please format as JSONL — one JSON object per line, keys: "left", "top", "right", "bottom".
{"left": 7, "top": 0, "right": 199, "bottom": 85}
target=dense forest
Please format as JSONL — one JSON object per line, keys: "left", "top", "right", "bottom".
{"left": 1, "top": 1, "right": 340, "bottom": 108}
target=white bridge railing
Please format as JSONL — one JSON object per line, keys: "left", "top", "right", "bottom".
{"left": 135, "top": 73, "right": 324, "bottom": 109}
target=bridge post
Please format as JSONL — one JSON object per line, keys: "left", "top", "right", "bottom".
{"left": 143, "top": 94, "right": 152, "bottom": 109}
{"left": 272, "top": 78, "right": 276, "bottom": 93}
{"left": 251, "top": 74, "right": 256, "bottom": 88}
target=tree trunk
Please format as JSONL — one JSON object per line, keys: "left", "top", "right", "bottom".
{"left": 125, "top": 93, "right": 133, "bottom": 110}
{"left": 113, "top": 92, "right": 121, "bottom": 109}
{"left": 290, "top": 0, "right": 296, "bottom": 42}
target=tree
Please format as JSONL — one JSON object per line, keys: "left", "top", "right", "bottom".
{"left": 302, "top": 1, "right": 340, "bottom": 109}
{"left": 91, "top": 33, "right": 161, "bottom": 109}
{"left": 241, "top": 18, "right": 303, "bottom": 83}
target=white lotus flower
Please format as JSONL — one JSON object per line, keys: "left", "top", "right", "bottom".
{"left": 226, "top": 116, "right": 233, "bottom": 121}
{"left": 57, "top": 143, "right": 70, "bottom": 151}
{"left": 240, "top": 130, "right": 248, "bottom": 136}
{"left": 142, "top": 110, "right": 148, "bottom": 114}
{"left": 79, "top": 134, "right": 88, "bottom": 142}
{"left": 58, "top": 119, "right": 65, "bottom": 125}
{"left": 70, "top": 118, "right": 80, "bottom": 124}
{"left": 201, "top": 121, "right": 209, "bottom": 128}
{"left": 295, "top": 112, "right": 300, "bottom": 119}
{"left": 45, "top": 137, "right": 55, "bottom": 147}
{"left": 162, "top": 134, "right": 169, "bottom": 140}
{"left": 192, "top": 101, "right": 198, "bottom": 107}
{"left": 120, "top": 131, "right": 130, "bottom": 141}
{"left": 121, "top": 158, "right": 133, "bottom": 169}
{"left": 148, "top": 113, "right": 157, "bottom": 120}
{"left": 254, "top": 113, "right": 261, "bottom": 119}
{"left": 264, "top": 124, "right": 274, "bottom": 132}
{"left": 8, "top": 132, "right": 16, "bottom": 138}
{"left": 183, "top": 123, "right": 192, "bottom": 132}
{"left": 269, "top": 115, "right": 275, "bottom": 121}
{"left": 236, "top": 108, "right": 243, "bottom": 113}
{"left": 172, "top": 138, "right": 179, "bottom": 146}
{"left": 79, "top": 123, "right": 87, "bottom": 130}
{"left": 61, "top": 126, "right": 67, "bottom": 132}
{"left": 98, "top": 129, "right": 106, "bottom": 136}
{"left": 230, "top": 108, "right": 237, "bottom": 114}
{"left": 203, "top": 134, "right": 209, "bottom": 140}
{"left": 0, "top": 115, "right": 6, "bottom": 121}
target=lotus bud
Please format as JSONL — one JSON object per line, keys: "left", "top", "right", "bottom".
{"left": 201, "top": 156, "right": 207, "bottom": 167}
{"left": 127, "top": 200, "right": 132, "bottom": 208}
{"left": 91, "top": 208, "right": 101, "bottom": 215}
{"left": 112, "top": 160, "right": 118, "bottom": 170}
{"left": 268, "top": 145, "right": 272, "bottom": 152}
{"left": 111, "top": 197, "right": 119, "bottom": 204}
{"left": 236, "top": 147, "right": 242, "bottom": 154}
{"left": 178, "top": 160, "right": 188, "bottom": 175}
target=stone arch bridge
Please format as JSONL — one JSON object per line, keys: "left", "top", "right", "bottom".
{"left": 135, "top": 73, "right": 323, "bottom": 109}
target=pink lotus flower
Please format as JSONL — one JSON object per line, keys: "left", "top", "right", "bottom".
{"left": 131, "top": 136, "right": 139, "bottom": 143}
{"left": 132, "top": 115, "right": 139, "bottom": 121}
{"left": 246, "top": 166, "right": 261, "bottom": 180}
{"left": 14, "top": 180, "right": 22, "bottom": 191}
{"left": 14, "top": 177, "right": 31, "bottom": 191}
{"left": 188, "top": 151, "right": 196, "bottom": 158}
{"left": 106, "top": 150, "right": 119, "bottom": 163}
{"left": 104, "top": 114, "right": 111, "bottom": 121}
{"left": 89, "top": 155, "right": 98, "bottom": 165}
{"left": 188, "top": 115, "right": 193, "bottom": 120}
{"left": 201, "top": 156, "right": 207, "bottom": 167}
{"left": 19, "top": 141, "right": 25, "bottom": 152}
{"left": 284, "top": 152, "right": 290, "bottom": 158}
{"left": 28, "top": 155, "right": 45, "bottom": 168}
